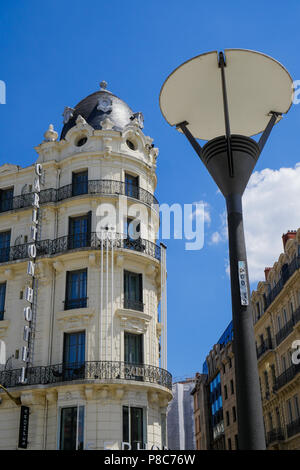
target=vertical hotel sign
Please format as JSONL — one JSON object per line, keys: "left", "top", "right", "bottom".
{"left": 19, "top": 163, "right": 43, "bottom": 385}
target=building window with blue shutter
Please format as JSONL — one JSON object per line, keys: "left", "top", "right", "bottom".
{"left": 0, "top": 231, "right": 11, "bottom": 263}
{"left": 0, "top": 188, "right": 13, "bottom": 212}
{"left": 124, "top": 270, "right": 143, "bottom": 312}
{"left": 65, "top": 269, "right": 87, "bottom": 310}
{"left": 63, "top": 331, "right": 86, "bottom": 380}
{"left": 0, "top": 283, "right": 6, "bottom": 320}
{"left": 68, "top": 212, "right": 91, "bottom": 249}
{"left": 125, "top": 173, "right": 139, "bottom": 199}
{"left": 72, "top": 171, "right": 88, "bottom": 197}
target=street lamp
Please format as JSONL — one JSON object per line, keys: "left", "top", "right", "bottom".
{"left": 159, "top": 49, "right": 294, "bottom": 450}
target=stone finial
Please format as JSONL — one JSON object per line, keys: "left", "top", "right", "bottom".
{"left": 130, "top": 112, "right": 144, "bottom": 129}
{"left": 100, "top": 80, "right": 107, "bottom": 90}
{"left": 62, "top": 106, "right": 75, "bottom": 124}
{"left": 44, "top": 124, "right": 58, "bottom": 142}
{"left": 76, "top": 114, "right": 86, "bottom": 125}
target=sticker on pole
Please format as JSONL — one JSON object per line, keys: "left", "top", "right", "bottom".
{"left": 238, "top": 261, "right": 249, "bottom": 306}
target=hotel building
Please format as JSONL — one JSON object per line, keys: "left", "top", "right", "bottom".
{"left": 0, "top": 82, "right": 172, "bottom": 450}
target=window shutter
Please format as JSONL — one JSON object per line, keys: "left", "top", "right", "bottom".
{"left": 138, "top": 274, "right": 143, "bottom": 303}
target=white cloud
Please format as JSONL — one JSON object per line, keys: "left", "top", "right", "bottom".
{"left": 210, "top": 163, "right": 300, "bottom": 283}
{"left": 243, "top": 164, "right": 300, "bottom": 282}
{"left": 211, "top": 231, "right": 222, "bottom": 244}
{"left": 190, "top": 201, "right": 211, "bottom": 226}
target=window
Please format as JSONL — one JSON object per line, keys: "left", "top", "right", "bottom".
{"left": 229, "top": 358, "right": 232, "bottom": 369}
{"left": 277, "top": 314, "right": 282, "bottom": 332}
{"left": 124, "top": 270, "right": 143, "bottom": 312}
{"left": 161, "top": 414, "right": 167, "bottom": 448}
{"left": 283, "top": 308, "right": 288, "bottom": 324}
{"left": 234, "top": 434, "right": 238, "bottom": 450}
{"left": 264, "top": 371, "right": 270, "bottom": 398}
{"left": 124, "top": 332, "right": 143, "bottom": 365}
{"left": 68, "top": 213, "right": 91, "bottom": 249}
{"left": 287, "top": 399, "right": 293, "bottom": 423}
{"left": 0, "top": 187, "right": 13, "bottom": 212}
{"left": 232, "top": 406, "right": 236, "bottom": 422}
{"left": 256, "top": 302, "right": 261, "bottom": 320}
{"left": 125, "top": 173, "right": 139, "bottom": 199}
{"left": 224, "top": 385, "right": 228, "bottom": 400}
{"left": 270, "top": 364, "right": 276, "bottom": 388}
{"left": 230, "top": 379, "right": 234, "bottom": 395}
{"left": 59, "top": 405, "right": 84, "bottom": 450}
{"left": 294, "top": 395, "right": 300, "bottom": 418}
{"left": 63, "top": 331, "right": 85, "bottom": 380}
{"left": 275, "top": 407, "right": 281, "bottom": 428}
{"left": 123, "top": 406, "right": 145, "bottom": 450}
{"left": 126, "top": 139, "right": 136, "bottom": 151}
{"left": 227, "top": 438, "right": 232, "bottom": 450}
{"left": 72, "top": 171, "right": 88, "bottom": 196}
{"left": 226, "top": 411, "right": 230, "bottom": 426}
{"left": 0, "top": 230, "right": 11, "bottom": 263}
{"left": 76, "top": 136, "right": 87, "bottom": 147}
{"left": 124, "top": 217, "right": 140, "bottom": 240}
{"left": 0, "top": 283, "right": 6, "bottom": 320}
{"left": 65, "top": 269, "right": 87, "bottom": 310}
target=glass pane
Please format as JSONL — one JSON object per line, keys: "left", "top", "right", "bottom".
{"left": 60, "top": 407, "right": 77, "bottom": 450}
{"left": 131, "top": 407, "right": 143, "bottom": 449}
{"left": 123, "top": 406, "right": 129, "bottom": 445}
{"left": 77, "top": 406, "right": 84, "bottom": 450}
{"left": 0, "top": 283, "right": 6, "bottom": 319}
{"left": 73, "top": 172, "right": 88, "bottom": 196}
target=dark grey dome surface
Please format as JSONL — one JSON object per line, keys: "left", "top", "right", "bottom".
{"left": 60, "top": 89, "right": 134, "bottom": 140}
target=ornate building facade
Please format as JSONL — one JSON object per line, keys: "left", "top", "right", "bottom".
{"left": 191, "top": 321, "right": 238, "bottom": 450}
{"left": 252, "top": 230, "right": 300, "bottom": 450}
{"left": 0, "top": 82, "right": 172, "bottom": 450}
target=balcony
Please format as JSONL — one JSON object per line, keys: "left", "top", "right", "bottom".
{"left": 275, "top": 306, "right": 300, "bottom": 346}
{"left": 265, "top": 257, "right": 300, "bottom": 310}
{"left": 0, "top": 361, "right": 172, "bottom": 391}
{"left": 124, "top": 298, "right": 144, "bottom": 312}
{"left": 0, "top": 233, "right": 161, "bottom": 264}
{"left": 0, "top": 180, "right": 158, "bottom": 214}
{"left": 257, "top": 337, "right": 274, "bottom": 360}
{"left": 286, "top": 417, "right": 300, "bottom": 438}
{"left": 266, "top": 428, "right": 285, "bottom": 445}
{"left": 274, "top": 362, "right": 300, "bottom": 391}
{"left": 64, "top": 297, "right": 88, "bottom": 311}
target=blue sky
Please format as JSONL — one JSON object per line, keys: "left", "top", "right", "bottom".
{"left": 1, "top": 0, "right": 300, "bottom": 380}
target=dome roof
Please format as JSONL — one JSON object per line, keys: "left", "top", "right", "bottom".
{"left": 60, "top": 82, "right": 138, "bottom": 140}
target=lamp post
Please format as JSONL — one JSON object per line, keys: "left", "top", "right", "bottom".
{"left": 159, "top": 49, "right": 294, "bottom": 450}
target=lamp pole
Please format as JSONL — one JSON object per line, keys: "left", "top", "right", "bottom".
{"left": 160, "top": 49, "right": 293, "bottom": 449}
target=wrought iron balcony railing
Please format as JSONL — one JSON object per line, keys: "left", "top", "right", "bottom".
{"left": 274, "top": 362, "right": 300, "bottom": 392}
{"left": 275, "top": 305, "right": 300, "bottom": 346}
{"left": 0, "top": 361, "right": 172, "bottom": 390}
{"left": 286, "top": 417, "right": 300, "bottom": 438}
{"left": 0, "top": 180, "right": 158, "bottom": 214}
{"left": 0, "top": 232, "right": 161, "bottom": 264}
{"left": 124, "top": 298, "right": 144, "bottom": 312}
{"left": 64, "top": 297, "right": 88, "bottom": 311}
{"left": 257, "top": 337, "right": 274, "bottom": 360}
{"left": 266, "top": 428, "right": 285, "bottom": 445}
{"left": 265, "top": 257, "right": 300, "bottom": 310}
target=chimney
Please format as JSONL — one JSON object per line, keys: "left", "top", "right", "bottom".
{"left": 282, "top": 230, "right": 296, "bottom": 249}
{"left": 264, "top": 267, "right": 272, "bottom": 281}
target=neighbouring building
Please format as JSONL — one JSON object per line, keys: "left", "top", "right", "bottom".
{"left": 167, "top": 378, "right": 196, "bottom": 450}
{"left": 0, "top": 81, "right": 172, "bottom": 450}
{"left": 192, "top": 321, "right": 239, "bottom": 450}
{"left": 252, "top": 229, "right": 300, "bottom": 450}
